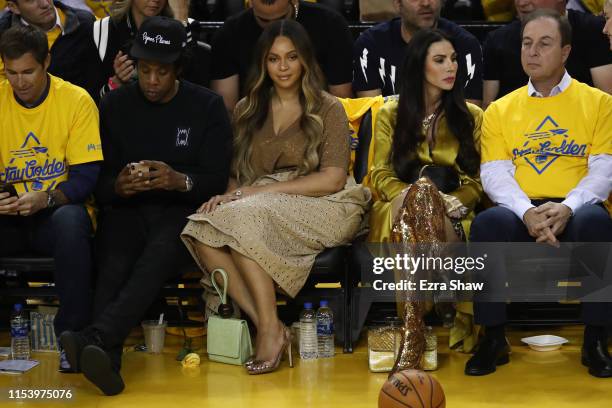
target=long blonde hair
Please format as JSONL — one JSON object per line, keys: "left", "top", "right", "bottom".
{"left": 110, "top": 0, "right": 173, "bottom": 22}
{"left": 232, "top": 20, "right": 326, "bottom": 186}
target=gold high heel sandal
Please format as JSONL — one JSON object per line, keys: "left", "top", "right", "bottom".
{"left": 244, "top": 357, "right": 255, "bottom": 369}
{"left": 246, "top": 326, "right": 294, "bottom": 375}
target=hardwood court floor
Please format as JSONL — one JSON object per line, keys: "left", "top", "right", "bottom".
{"left": 0, "top": 325, "right": 610, "bottom": 408}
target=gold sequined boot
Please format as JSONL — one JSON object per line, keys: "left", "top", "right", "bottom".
{"left": 389, "top": 178, "right": 446, "bottom": 375}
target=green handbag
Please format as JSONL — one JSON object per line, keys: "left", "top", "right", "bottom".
{"left": 206, "top": 268, "right": 253, "bottom": 365}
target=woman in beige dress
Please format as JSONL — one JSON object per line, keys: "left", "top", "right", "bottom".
{"left": 181, "top": 19, "right": 370, "bottom": 375}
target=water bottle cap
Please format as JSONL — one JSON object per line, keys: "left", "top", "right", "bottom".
{"left": 304, "top": 302, "right": 313, "bottom": 309}
{"left": 320, "top": 300, "right": 328, "bottom": 307}
{"left": 14, "top": 304, "right": 22, "bottom": 312}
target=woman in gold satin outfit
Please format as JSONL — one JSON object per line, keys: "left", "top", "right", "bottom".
{"left": 367, "top": 29, "right": 484, "bottom": 373}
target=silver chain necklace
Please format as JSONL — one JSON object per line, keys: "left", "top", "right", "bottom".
{"left": 422, "top": 113, "right": 437, "bottom": 133}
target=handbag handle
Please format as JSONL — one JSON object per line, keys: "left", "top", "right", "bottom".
{"left": 211, "top": 268, "right": 228, "bottom": 305}
{"left": 210, "top": 268, "right": 234, "bottom": 318}
{"left": 415, "top": 164, "right": 461, "bottom": 194}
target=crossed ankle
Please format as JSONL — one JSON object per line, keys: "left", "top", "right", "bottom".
{"left": 82, "top": 327, "right": 110, "bottom": 349}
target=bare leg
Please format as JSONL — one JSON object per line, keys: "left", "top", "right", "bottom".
{"left": 192, "top": 243, "right": 259, "bottom": 326}
{"left": 435, "top": 216, "right": 462, "bottom": 326}
{"left": 230, "top": 249, "right": 284, "bottom": 362}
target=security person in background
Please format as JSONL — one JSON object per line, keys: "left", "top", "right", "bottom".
{"left": 0, "top": 0, "right": 94, "bottom": 91}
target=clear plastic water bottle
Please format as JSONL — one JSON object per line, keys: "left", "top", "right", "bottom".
{"left": 316, "top": 300, "right": 334, "bottom": 358}
{"left": 299, "top": 302, "right": 317, "bottom": 360}
{"left": 10, "top": 304, "right": 30, "bottom": 360}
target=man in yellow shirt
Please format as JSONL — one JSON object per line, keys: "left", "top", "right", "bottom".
{"left": 0, "top": 0, "right": 94, "bottom": 94}
{"left": 466, "top": 10, "right": 612, "bottom": 378}
{"left": 0, "top": 26, "right": 103, "bottom": 372}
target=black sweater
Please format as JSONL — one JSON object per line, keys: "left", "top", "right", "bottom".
{"left": 96, "top": 81, "right": 232, "bottom": 209}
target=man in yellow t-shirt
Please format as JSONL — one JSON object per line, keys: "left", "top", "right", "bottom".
{"left": 0, "top": 26, "right": 103, "bottom": 373}
{"left": 466, "top": 10, "right": 612, "bottom": 379}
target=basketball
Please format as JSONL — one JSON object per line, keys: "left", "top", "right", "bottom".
{"left": 379, "top": 369, "right": 445, "bottom": 408}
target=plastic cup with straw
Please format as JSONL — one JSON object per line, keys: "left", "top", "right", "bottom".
{"left": 142, "top": 313, "right": 167, "bottom": 353}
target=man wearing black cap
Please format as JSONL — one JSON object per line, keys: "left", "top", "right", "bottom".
{"left": 59, "top": 16, "right": 233, "bottom": 396}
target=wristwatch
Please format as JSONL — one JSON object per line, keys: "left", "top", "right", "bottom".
{"left": 185, "top": 175, "right": 194, "bottom": 192}
{"left": 46, "top": 190, "right": 56, "bottom": 209}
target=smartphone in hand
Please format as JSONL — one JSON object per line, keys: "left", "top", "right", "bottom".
{"left": 129, "top": 163, "right": 150, "bottom": 176}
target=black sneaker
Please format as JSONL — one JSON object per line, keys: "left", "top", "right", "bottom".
{"left": 58, "top": 349, "right": 79, "bottom": 373}
{"left": 59, "top": 328, "right": 105, "bottom": 373}
{"left": 81, "top": 345, "right": 125, "bottom": 396}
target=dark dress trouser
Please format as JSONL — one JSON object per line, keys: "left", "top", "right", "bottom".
{"left": 92, "top": 204, "right": 195, "bottom": 369}
{"left": 470, "top": 202, "right": 612, "bottom": 327}
{"left": 0, "top": 205, "right": 94, "bottom": 337}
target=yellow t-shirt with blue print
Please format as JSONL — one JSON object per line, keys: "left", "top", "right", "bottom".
{"left": 0, "top": 75, "right": 103, "bottom": 194}
{"left": 481, "top": 79, "right": 612, "bottom": 200}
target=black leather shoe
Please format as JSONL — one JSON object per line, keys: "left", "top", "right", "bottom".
{"left": 581, "top": 339, "right": 612, "bottom": 378}
{"left": 59, "top": 328, "right": 105, "bottom": 373}
{"left": 81, "top": 345, "right": 125, "bottom": 396}
{"left": 465, "top": 336, "right": 510, "bottom": 376}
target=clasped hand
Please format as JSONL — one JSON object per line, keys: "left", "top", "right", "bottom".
{"left": 0, "top": 191, "right": 48, "bottom": 216}
{"left": 523, "top": 202, "right": 572, "bottom": 247}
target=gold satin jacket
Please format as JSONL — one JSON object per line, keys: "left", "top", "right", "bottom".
{"left": 368, "top": 100, "right": 484, "bottom": 242}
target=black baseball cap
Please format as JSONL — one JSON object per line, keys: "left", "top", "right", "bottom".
{"left": 130, "top": 16, "right": 187, "bottom": 64}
